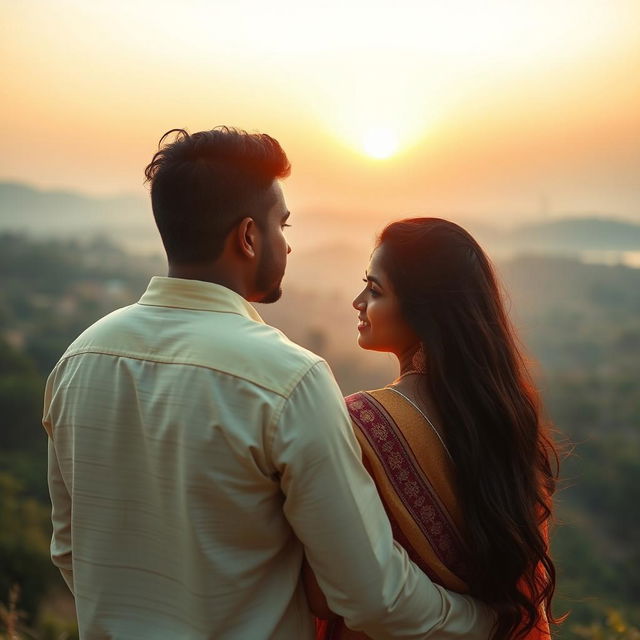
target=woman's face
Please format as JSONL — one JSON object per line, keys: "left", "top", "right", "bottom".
{"left": 352, "top": 244, "right": 419, "bottom": 355}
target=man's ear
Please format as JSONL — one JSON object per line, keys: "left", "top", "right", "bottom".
{"left": 235, "top": 217, "right": 259, "bottom": 259}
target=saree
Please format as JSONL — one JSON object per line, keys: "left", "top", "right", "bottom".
{"left": 315, "top": 388, "right": 550, "bottom": 640}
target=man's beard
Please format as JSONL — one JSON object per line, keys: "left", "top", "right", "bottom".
{"left": 255, "top": 245, "right": 284, "bottom": 304}
{"left": 258, "top": 283, "right": 283, "bottom": 304}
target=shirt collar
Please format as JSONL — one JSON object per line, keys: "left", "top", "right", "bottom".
{"left": 138, "top": 276, "right": 264, "bottom": 324}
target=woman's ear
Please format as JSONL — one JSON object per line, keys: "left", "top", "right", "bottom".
{"left": 235, "top": 217, "right": 258, "bottom": 259}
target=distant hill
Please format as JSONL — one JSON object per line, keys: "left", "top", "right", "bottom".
{"left": 499, "top": 217, "right": 640, "bottom": 252}
{"left": 0, "top": 181, "right": 150, "bottom": 234}
{"left": 1, "top": 180, "right": 639, "bottom": 258}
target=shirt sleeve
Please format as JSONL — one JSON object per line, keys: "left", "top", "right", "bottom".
{"left": 43, "top": 374, "right": 75, "bottom": 594}
{"left": 270, "top": 361, "right": 495, "bottom": 640}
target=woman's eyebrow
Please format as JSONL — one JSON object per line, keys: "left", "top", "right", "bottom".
{"left": 365, "top": 273, "right": 383, "bottom": 287}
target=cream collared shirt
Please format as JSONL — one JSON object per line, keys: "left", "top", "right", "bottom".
{"left": 43, "top": 276, "right": 493, "bottom": 640}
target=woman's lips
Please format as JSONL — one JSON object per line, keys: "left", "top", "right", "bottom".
{"left": 357, "top": 320, "right": 369, "bottom": 331}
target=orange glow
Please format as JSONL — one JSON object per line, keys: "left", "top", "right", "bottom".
{"left": 0, "top": 1, "right": 639, "bottom": 221}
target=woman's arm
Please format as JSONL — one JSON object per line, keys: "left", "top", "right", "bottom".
{"left": 302, "top": 556, "right": 337, "bottom": 619}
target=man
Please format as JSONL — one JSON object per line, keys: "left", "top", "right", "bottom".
{"left": 43, "top": 127, "right": 494, "bottom": 639}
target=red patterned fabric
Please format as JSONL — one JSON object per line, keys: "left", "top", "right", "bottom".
{"left": 346, "top": 391, "right": 470, "bottom": 582}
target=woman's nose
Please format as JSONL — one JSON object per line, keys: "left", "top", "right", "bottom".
{"left": 352, "top": 296, "right": 365, "bottom": 311}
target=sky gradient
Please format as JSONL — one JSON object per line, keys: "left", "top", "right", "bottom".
{"left": 1, "top": 0, "right": 639, "bottom": 224}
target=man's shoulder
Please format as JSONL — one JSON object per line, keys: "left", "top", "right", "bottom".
{"left": 56, "top": 303, "right": 325, "bottom": 399}
{"left": 201, "top": 313, "right": 325, "bottom": 396}
{"left": 61, "top": 303, "right": 137, "bottom": 353}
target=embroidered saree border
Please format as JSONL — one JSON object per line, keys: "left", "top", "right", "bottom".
{"left": 346, "top": 390, "right": 469, "bottom": 591}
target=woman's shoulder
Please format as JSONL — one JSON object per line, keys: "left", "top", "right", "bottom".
{"left": 346, "top": 385, "right": 445, "bottom": 449}
{"left": 344, "top": 388, "right": 393, "bottom": 413}
{"left": 344, "top": 388, "right": 402, "bottom": 431}
{"left": 345, "top": 387, "right": 392, "bottom": 402}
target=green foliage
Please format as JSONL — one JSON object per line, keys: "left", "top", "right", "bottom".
{"left": 0, "top": 232, "right": 161, "bottom": 376}
{"left": 34, "top": 611, "right": 79, "bottom": 640}
{"left": 0, "top": 234, "right": 165, "bottom": 630}
{"left": 0, "top": 584, "right": 79, "bottom": 640}
{"left": 0, "top": 374, "right": 44, "bottom": 452}
{"left": 571, "top": 611, "right": 640, "bottom": 640}
{"left": 0, "top": 474, "right": 58, "bottom": 623}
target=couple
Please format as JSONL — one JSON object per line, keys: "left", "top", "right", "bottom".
{"left": 43, "top": 127, "right": 557, "bottom": 639}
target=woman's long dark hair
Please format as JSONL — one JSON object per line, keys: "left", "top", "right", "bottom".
{"left": 379, "top": 218, "right": 559, "bottom": 639}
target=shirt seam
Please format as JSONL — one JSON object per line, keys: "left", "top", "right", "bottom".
{"left": 56, "top": 349, "right": 302, "bottom": 399}
{"left": 136, "top": 301, "right": 253, "bottom": 317}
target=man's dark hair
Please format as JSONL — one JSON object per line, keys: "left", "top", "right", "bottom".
{"left": 144, "top": 127, "right": 291, "bottom": 264}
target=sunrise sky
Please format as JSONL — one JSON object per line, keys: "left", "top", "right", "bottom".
{"left": 1, "top": 0, "right": 639, "bottom": 223}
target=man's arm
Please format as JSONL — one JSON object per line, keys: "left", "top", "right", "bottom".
{"left": 270, "top": 361, "right": 494, "bottom": 640}
{"left": 43, "top": 376, "right": 74, "bottom": 594}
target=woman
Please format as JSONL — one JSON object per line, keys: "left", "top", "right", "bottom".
{"left": 304, "top": 218, "right": 559, "bottom": 640}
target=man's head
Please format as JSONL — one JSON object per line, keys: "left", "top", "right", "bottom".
{"left": 144, "top": 127, "right": 292, "bottom": 302}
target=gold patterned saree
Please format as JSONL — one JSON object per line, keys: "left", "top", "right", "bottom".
{"left": 314, "top": 388, "right": 550, "bottom": 640}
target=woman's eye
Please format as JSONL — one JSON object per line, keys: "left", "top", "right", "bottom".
{"left": 362, "top": 279, "right": 379, "bottom": 297}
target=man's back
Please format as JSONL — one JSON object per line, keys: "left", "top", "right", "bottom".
{"left": 44, "top": 276, "right": 322, "bottom": 638}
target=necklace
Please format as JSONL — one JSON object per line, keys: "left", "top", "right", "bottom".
{"left": 394, "top": 370, "right": 424, "bottom": 382}
{"left": 385, "top": 386, "right": 454, "bottom": 462}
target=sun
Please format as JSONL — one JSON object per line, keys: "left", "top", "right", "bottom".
{"left": 361, "top": 127, "right": 399, "bottom": 159}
